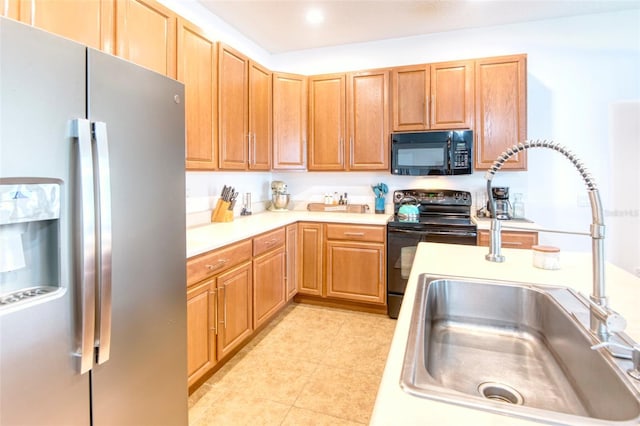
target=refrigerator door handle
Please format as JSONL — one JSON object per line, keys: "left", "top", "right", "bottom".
{"left": 92, "top": 122, "right": 113, "bottom": 365}
{"left": 71, "top": 118, "right": 97, "bottom": 374}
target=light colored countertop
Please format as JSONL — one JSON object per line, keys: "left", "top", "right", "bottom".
{"left": 371, "top": 242, "right": 640, "bottom": 426}
{"left": 186, "top": 210, "right": 392, "bottom": 258}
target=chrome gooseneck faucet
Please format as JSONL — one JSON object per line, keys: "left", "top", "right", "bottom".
{"left": 484, "top": 140, "right": 610, "bottom": 336}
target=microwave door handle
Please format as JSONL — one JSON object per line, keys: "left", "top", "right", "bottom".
{"left": 71, "top": 118, "right": 97, "bottom": 375}
{"left": 92, "top": 122, "right": 113, "bottom": 365}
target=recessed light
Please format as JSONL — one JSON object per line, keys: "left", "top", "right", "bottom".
{"left": 305, "top": 8, "right": 324, "bottom": 25}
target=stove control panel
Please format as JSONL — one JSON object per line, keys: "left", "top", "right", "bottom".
{"left": 393, "top": 189, "right": 472, "bottom": 206}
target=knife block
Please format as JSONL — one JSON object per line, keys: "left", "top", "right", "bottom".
{"left": 211, "top": 199, "right": 233, "bottom": 222}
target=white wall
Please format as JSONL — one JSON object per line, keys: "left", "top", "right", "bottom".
{"left": 175, "top": 5, "right": 640, "bottom": 274}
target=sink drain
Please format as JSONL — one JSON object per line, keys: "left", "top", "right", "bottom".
{"left": 478, "top": 382, "right": 524, "bottom": 405}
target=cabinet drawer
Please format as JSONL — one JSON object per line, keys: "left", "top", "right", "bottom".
{"left": 325, "top": 224, "right": 385, "bottom": 243}
{"left": 477, "top": 230, "right": 538, "bottom": 249}
{"left": 187, "top": 239, "right": 252, "bottom": 286}
{"left": 253, "top": 227, "right": 286, "bottom": 256}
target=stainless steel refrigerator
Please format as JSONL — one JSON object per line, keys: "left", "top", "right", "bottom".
{"left": 0, "top": 17, "right": 188, "bottom": 425}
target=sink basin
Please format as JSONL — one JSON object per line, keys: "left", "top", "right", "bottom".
{"left": 401, "top": 275, "right": 640, "bottom": 425}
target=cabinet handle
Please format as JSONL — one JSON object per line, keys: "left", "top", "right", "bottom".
{"left": 210, "top": 288, "right": 218, "bottom": 334}
{"left": 222, "top": 284, "right": 228, "bottom": 329}
{"left": 264, "top": 238, "right": 277, "bottom": 246}
{"left": 343, "top": 232, "right": 365, "bottom": 237}
{"left": 205, "top": 259, "right": 227, "bottom": 271}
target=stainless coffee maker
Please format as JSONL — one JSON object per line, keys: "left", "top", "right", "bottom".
{"left": 487, "top": 186, "right": 512, "bottom": 220}
{"left": 269, "top": 180, "right": 290, "bottom": 211}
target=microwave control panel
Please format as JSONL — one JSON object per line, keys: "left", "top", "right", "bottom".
{"left": 452, "top": 142, "right": 470, "bottom": 169}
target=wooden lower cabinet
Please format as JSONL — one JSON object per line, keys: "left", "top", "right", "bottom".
{"left": 477, "top": 229, "right": 538, "bottom": 249}
{"left": 186, "top": 279, "right": 216, "bottom": 387}
{"left": 298, "top": 222, "right": 324, "bottom": 296}
{"left": 186, "top": 238, "right": 255, "bottom": 388}
{"left": 216, "top": 261, "right": 253, "bottom": 359}
{"left": 325, "top": 240, "right": 385, "bottom": 304}
{"left": 325, "top": 223, "right": 386, "bottom": 305}
{"left": 285, "top": 224, "right": 298, "bottom": 300}
{"left": 253, "top": 246, "right": 285, "bottom": 329}
{"left": 297, "top": 222, "right": 387, "bottom": 307}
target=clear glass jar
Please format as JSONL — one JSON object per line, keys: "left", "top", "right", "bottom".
{"left": 512, "top": 193, "right": 525, "bottom": 219}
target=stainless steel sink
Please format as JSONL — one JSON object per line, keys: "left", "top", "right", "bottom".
{"left": 401, "top": 275, "right": 640, "bottom": 425}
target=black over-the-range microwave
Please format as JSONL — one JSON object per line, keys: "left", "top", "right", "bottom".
{"left": 390, "top": 130, "right": 473, "bottom": 175}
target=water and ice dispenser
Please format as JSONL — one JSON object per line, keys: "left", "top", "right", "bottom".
{"left": 0, "top": 179, "right": 62, "bottom": 311}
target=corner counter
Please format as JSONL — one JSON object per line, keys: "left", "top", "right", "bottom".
{"left": 186, "top": 211, "right": 392, "bottom": 258}
{"left": 371, "top": 242, "right": 640, "bottom": 425}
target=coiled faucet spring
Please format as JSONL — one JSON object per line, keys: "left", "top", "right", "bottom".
{"left": 484, "top": 139, "right": 597, "bottom": 191}
{"left": 484, "top": 140, "right": 609, "bottom": 339}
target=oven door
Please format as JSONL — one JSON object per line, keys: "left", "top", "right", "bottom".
{"left": 386, "top": 226, "right": 477, "bottom": 318}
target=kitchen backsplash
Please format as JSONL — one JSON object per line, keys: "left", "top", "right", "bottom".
{"left": 185, "top": 169, "right": 531, "bottom": 226}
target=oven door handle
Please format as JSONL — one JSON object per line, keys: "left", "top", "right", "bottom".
{"left": 389, "top": 228, "right": 477, "bottom": 238}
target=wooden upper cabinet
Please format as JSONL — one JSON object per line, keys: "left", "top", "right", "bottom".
{"left": 430, "top": 60, "right": 473, "bottom": 129}
{"left": 17, "top": 0, "right": 115, "bottom": 52}
{"left": 1, "top": 0, "right": 20, "bottom": 20}
{"left": 308, "top": 74, "right": 347, "bottom": 171}
{"left": 348, "top": 69, "right": 389, "bottom": 170}
{"left": 177, "top": 18, "right": 217, "bottom": 171}
{"left": 273, "top": 73, "right": 307, "bottom": 170}
{"left": 218, "top": 44, "right": 249, "bottom": 170}
{"left": 474, "top": 54, "right": 527, "bottom": 170}
{"left": 248, "top": 61, "right": 272, "bottom": 170}
{"left": 115, "top": 0, "right": 176, "bottom": 78}
{"left": 391, "top": 65, "right": 430, "bottom": 131}
{"left": 392, "top": 60, "right": 473, "bottom": 131}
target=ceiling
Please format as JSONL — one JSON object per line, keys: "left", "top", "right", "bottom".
{"left": 196, "top": 0, "right": 640, "bottom": 54}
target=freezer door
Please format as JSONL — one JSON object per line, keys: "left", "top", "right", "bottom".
{"left": 87, "top": 49, "right": 188, "bottom": 426}
{"left": 0, "top": 18, "right": 90, "bottom": 426}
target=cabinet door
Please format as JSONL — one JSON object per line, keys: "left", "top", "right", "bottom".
{"left": 430, "top": 60, "right": 473, "bottom": 129}
{"left": 475, "top": 55, "right": 527, "bottom": 170}
{"left": 19, "top": 0, "right": 115, "bottom": 52}
{"left": 477, "top": 230, "right": 538, "bottom": 249}
{"left": 326, "top": 240, "right": 385, "bottom": 304}
{"left": 248, "top": 61, "right": 272, "bottom": 170}
{"left": 177, "top": 18, "right": 217, "bottom": 171}
{"left": 1, "top": 0, "right": 20, "bottom": 19}
{"left": 253, "top": 247, "right": 285, "bottom": 328}
{"left": 216, "top": 261, "right": 253, "bottom": 359}
{"left": 115, "top": 0, "right": 176, "bottom": 78}
{"left": 218, "top": 44, "right": 249, "bottom": 170}
{"left": 285, "top": 224, "right": 298, "bottom": 300}
{"left": 348, "top": 70, "right": 389, "bottom": 170}
{"left": 186, "top": 279, "right": 216, "bottom": 386}
{"left": 308, "top": 74, "right": 346, "bottom": 171}
{"left": 273, "top": 72, "right": 307, "bottom": 170}
{"left": 391, "top": 65, "right": 430, "bottom": 131}
{"left": 298, "top": 222, "right": 324, "bottom": 296}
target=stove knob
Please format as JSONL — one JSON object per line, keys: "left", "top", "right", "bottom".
{"left": 394, "top": 192, "right": 404, "bottom": 202}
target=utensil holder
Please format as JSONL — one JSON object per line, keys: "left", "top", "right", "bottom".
{"left": 211, "top": 199, "right": 233, "bottom": 222}
{"left": 375, "top": 197, "right": 386, "bottom": 214}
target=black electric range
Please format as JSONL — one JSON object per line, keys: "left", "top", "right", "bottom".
{"left": 386, "top": 189, "right": 478, "bottom": 318}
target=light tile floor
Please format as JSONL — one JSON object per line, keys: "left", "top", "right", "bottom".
{"left": 188, "top": 302, "right": 397, "bottom": 425}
